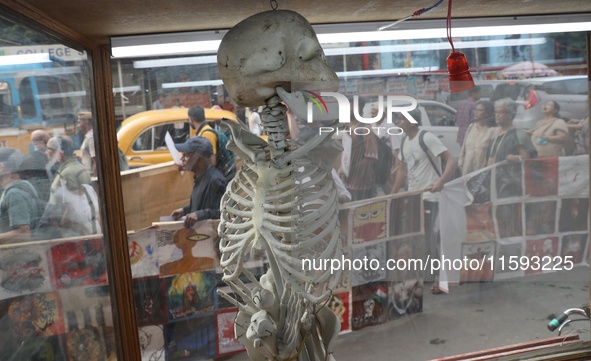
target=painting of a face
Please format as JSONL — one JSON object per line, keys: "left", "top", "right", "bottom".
{"left": 353, "top": 201, "right": 387, "bottom": 243}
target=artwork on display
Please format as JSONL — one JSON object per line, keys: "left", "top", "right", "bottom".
{"left": 338, "top": 191, "right": 425, "bottom": 332}
{"left": 465, "top": 203, "right": 496, "bottom": 242}
{"left": 0, "top": 292, "right": 65, "bottom": 342}
{"left": 215, "top": 308, "right": 246, "bottom": 357}
{"left": 524, "top": 237, "right": 560, "bottom": 275}
{"left": 495, "top": 203, "right": 523, "bottom": 238}
{"left": 351, "top": 242, "right": 386, "bottom": 287}
{"left": 327, "top": 292, "right": 351, "bottom": 332}
{"left": 128, "top": 227, "right": 160, "bottom": 278}
{"left": 351, "top": 282, "right": 388, "bottom": 330}
{"left": 351, "top": 199, "right": 388, "bottom": 244}
{"left": 139, "top": 325, "right": 166, "bottom": 361}
{"left": 386, "top": 237, "right": 424, "bottom": 318}
{"left": 460, "top": 241, "right": 496, "bottom": 283}
{"left": 494, "top": 162, "right": 522, "bottom": 199}
{"left": 49, "top": 238, "right": 108, "bottom": 289}
{"left": 440, "top": 156, "right": 590, "bottom": 284}
{"left": 164, "top": 315, "right": 216, "bottom": 360}
{"left": 0, "top": 245, "right": 52, "bottom": 300}
{"left": 166, "top": 271, "right": 217, "bottom": 320}
{"left": 557, "top": 155, "right": 589, "bottom": 196}
{"left": 65, "top": 325, "right": 116, "bottom": 361}
{"left": 560, "top": 233, "right": 588, "bottom": 264}
{"left": 466, "top": 168, "right": 492, "bottom": 204}
{"left": 525, "top": 201, "right": 557, "bottom": 236}
{"left": 155, "top": 221, "right": 219, "bottom": 277}
{"left": 389, "top": 194, "right": 422, "bottom": 236}
{"left": 133, "top": 277, "right": 167, "bottom": 327}
{"left": 559, "top": 198, "right": 589, "bottom": 233}
{"left": 524, "top": 157, "right": 558, "bottom": 197}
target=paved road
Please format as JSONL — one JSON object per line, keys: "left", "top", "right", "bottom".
{"left": 221, "top": 266, "right": 589, "bottom": 361}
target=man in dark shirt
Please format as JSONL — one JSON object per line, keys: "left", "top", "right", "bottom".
{"left": 170, "top": 136, "right": 227, "bottom": 227}
{"left": 0, "top": 148, "right": 41, "bottom": 244}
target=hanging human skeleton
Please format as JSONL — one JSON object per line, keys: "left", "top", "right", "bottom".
{"left": 216, "top": 9, "right": 343, "bottom": 361}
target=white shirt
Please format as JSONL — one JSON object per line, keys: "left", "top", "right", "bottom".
{"left": 51, "top": 184, "right": 101, "bottom": 237}
{"left": 399, "top": 130, "right": 447, "bottom": 202}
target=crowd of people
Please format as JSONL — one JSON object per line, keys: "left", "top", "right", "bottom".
{"left": 2, "top": 97, "right": 588, "bottom": 279}
{"left": 0, "top": 111, "right": 105, "bottom": 244}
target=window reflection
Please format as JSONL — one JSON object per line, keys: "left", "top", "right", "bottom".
{"left": 0, "top": 12, "right": 112, "bottom": 361}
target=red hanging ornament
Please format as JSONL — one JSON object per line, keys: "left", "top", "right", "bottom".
{"left": 446, "top": 0, "right": 475, "bottom": 92}
{"left": 447, "top": 51, "right": 475, "bottom": 92}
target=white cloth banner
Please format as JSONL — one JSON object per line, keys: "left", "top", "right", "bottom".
{"left": 439, "top": 156, "right": 589, "bottom": 285}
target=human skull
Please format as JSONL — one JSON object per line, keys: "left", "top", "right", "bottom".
{"left": 217, "top": 10, "right": 338, "bottom": 107}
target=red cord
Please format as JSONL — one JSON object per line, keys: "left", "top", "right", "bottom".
{"left": 446, "top": 0, "right": 455, "bottom": 53}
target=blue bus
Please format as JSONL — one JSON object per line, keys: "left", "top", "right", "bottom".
{"left": 0, "top": 61, "right": 89, "bottom": 151}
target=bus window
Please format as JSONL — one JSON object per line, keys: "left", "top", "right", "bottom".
{"left": 36, "top": 74, "right": 86, "bottom": 123}
{"left": 19, "top": 77, "right": 37, "bottom": 119}
{"left": 0, "top": 82, "right": 17, "bottom": 127}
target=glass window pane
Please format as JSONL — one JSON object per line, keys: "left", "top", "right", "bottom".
{"left": 0, "top": 13, "right": 117, "bottom": 361}
{"left": 113, "top": 18, "right": 589, "bottom": 361}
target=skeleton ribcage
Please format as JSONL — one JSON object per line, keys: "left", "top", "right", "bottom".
{"left": 218, "top": 151, "right": 342, "bottom": 358}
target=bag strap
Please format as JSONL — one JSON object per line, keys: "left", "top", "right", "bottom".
{"left": 202, "top": 128, "right": 221, "bottom": 153}
{"left": 400, "top": 130, "right": 442, "bottom": 177}
{"left": 81, "top": 185, "right": 97, "bottom": 234}
{"left": 418, "top": 130, "right": 442, "bottom": 177}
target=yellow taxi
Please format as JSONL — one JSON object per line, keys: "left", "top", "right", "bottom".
{"left": 117, "top": 108, "right": 237, "bottom": 168}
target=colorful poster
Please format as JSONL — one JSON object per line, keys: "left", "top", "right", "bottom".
{"left": 351, "top": 199, "right": 388, "bottom": 244}
{"left": 386, "top": 237, "right": 423, "bottom": 318}
{"left": 128, "top": 227, "right": 159, "bottom": 278}
{"left": 49, "top": 238, "right": 108, "bottom": 288}
{"left": 440, "top": 156, "right": 590, "bottom": 284}
{"left": 0, "top": 245, "right": 52, "bottom": 300}
{"left": 0, "top": 292, "right": 65, "bottom": 342}
{"left": 560, "top": 233, "right": 588, "bottom": 265}
{"left": 465, "top": 203, "right": 496, "bottom": 242}
{"left": 351, "top": 282, "right": 388, "bottom": 330}
{"left": 215, "top": 308, "right": 246, "bottom": 357}
{"left": 133, "top": 277, "right": 167, "bottom": 326}
{"left": 166, "top": 271, "right": 217, "bottom": 320}
{"left": 327, "top": 292, "right": 351, "bottom": 332}
{"left": 155, "top": 221, "right": 219, "bottom": 278}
